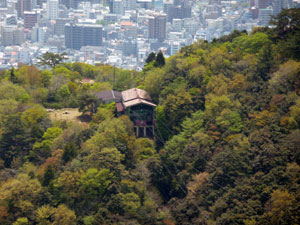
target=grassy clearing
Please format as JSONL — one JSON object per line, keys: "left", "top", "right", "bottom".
{"left": 48, "top": 108, "right": 90, "bottom": 125}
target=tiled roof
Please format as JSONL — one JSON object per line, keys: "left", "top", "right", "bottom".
{"left": 95, "top": 90, "right": 122, "bottom": 102}
{"left": 120, "top": 21, "right": 133, "bottom": 26}
{"left": 121, "top": 88, "right": 152, "bottom": 102}
{"left": 96, "top": 88, "right": 156, "bottom": 111}
{"left": 116, "top": 102, "right": 124, "bottom": 112}
{"left": 123, "top": 98, "right": 157, "bottom": 108}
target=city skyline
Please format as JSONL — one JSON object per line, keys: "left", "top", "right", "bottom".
{"left": 0, "top": 0, "right": 299, "bottom": 70}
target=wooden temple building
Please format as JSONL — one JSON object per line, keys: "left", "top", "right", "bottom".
{"left": 95, "top": 88, "right": 157, "bottom": 137}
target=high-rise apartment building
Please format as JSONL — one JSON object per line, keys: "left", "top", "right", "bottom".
{"left": 259, "top": 6, "right": 273, "bottom": 25}
{"left": 258, "top": 0, "right": 270, "bottom": 9}
{"left": 60, "top": 0, "right": 101, "bottom": 9}
{"left": 109, "top": 0, "right": 124, "bottom": 14}
{"left": 59, "top": 0, "right": 70, "bottom": 8}
{"left": 273, "top": 0, "right": 292, "bottom": 16}
{"left": 124, "top": 0, "right": 136, "bottom": 11}
{"left": 65, "top": 23, "right": 103, "bottom": 50}
{"left": 37, "top": 0, "right": 47, "bottom": 6}
{"left": 24, "top": 11, "right": 38, "bottom": 29}
{"left": 54, "top": 18, "right": 70, "bottom": 35}
{"left": 170, "top": 41, "right": 180, "bottom": 55}
{"left": 123, "top": 40, "right": 137, "bottom": 56}
{"left": 0, "top": 25, "right": 24, "bottom": 46}
{"left": 47, "top": 0, "right": 58, "bottom": 20}
{"left": 165, "top": 0, "right": 191, "bottom": 22}
{"left": 16, "top": 0, "right": 32, "bottom": 18}
{"left": 0, "top": 0, "right": 7, "bottom": 7}
{"left": 273, "top": 0, "right": 282, "bottom": 16}
{"left": 148, "top": 13, "right": 166, "bottom": 41}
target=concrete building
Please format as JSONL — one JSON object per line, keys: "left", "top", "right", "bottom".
{"left": 24, "top": 11, "right": 38, "bottom": 29}
{"left": 205, "top": 4, "right": 221, "bottom": 19}
{"left": 16, "top": 0, "right": 32, "bottom": 18}
{"left": 19, "top": 48, "right": 32, "bottom": 64}
{"left": 47, "top": 0, "right": 59, "bottom": 20}
{"left": 0, "top": 0, "right": 7, "bottom": 7}
{"left": 273, "top": 0, "right": 282, "bottom": 16}
{"left": 123, "top": 39, "right": 137, "bottom": 56}
{"left": 121, "top": 21, "right": 138, "bottom": 39}
{"left": 1, "top": 25, "right": 24, "bottom": 46}
{"left": 164, "top": 0, "right": 191, "bottom": 22}
{"left": 5, "top": 15, "right": 18, "bottom": 25}
{"left": 31, "top": 25, "right": 38, "bottom": 42}
{"left": 148, "top": 13, "right": 166, "bottom": 41}
{"left": 60, "top": 0, "right": 84, "bottom": 9}
{"left": 124, "top": 0, "right": 136, "bottom": 10}
{"left": 137, "top": 0, "right": 154, "bottom": 9}
{"left": 6, "top": 1, "right": 17, "bottom": 14}
{"left": 183, "top": 18, "right": 198, "bottom": 35}
{"left": 172, "top": 18, "right": 182, "bottom": 32}
{"left": 259, "top": 7, "right": 273, "bottom": 25}
{"left": 170, "top": 41, "right": 180, "bottom": 55}
{"left": 54, "top": 18, "right": 70, "bottom": 36}
{"left": 209, "top": 0, "right": 220, "bottom": 4}
{"left": 38, "top": 27, "right": 50, "bottom": 44}
{"left": 60, "top": 0, "right": 72, "bottom": 8}
{"left": 65, "top": 23, "right": 103, "bottom": 50}
{"left": 258, "top": 0, "right": 270, "bottom": 9}
{"left": 78, "top": 1, "right": 91, "bottom": 18}
{"left": 37, "top": 0, "right": 47, "bottom": 7}
{"left": 110, "top": 0, "right": 124, "bottom": 14}
{"left": 104, "top": 13, "right": 118, "bottom": 23}
{"left": 273, "top": 0, "right": 292, "bottom": 16}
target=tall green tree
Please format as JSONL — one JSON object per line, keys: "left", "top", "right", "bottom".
{"left": 38, "top": 52, "right": 66, "bottom": 68}
{"left": 42, "top": 165, "right": 55, "bottom": 186}
{"left": 0, "top": 114, "right": 30, "bottom": 167}
{"left": 78, "top": 91, "right": 98, "bottom": 113}
{"left": 155, "top": 51, "right": 165, "bottom": 67}
{"left": 146, "top": 52, "right": 156, "bottom": 64}
{"left": 270, "top": 8, "right": 300, "bottom": 60}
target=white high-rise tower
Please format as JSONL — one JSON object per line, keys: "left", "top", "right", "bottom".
{"left": 46, "top": 0, "right": 58, "bottom": 20}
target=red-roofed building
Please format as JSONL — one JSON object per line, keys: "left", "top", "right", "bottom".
{"left": 121, "top": 21, "right": 133, "bottom": 27}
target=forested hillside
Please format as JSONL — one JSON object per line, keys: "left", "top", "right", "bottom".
{"left": 0, "top": 9, "right": 300, "bottom": 225}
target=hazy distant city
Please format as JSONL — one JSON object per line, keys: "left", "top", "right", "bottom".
{"left": 0, "top": 0, "right": 299, "bottom": 70}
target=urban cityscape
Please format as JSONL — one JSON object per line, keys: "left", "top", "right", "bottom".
{"left": 0, "top": 0, "right": 299, "bottom": 71}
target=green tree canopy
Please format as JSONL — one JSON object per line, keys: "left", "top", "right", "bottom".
{"left": 38, "top": 52, "right": 66, "bottom": 68}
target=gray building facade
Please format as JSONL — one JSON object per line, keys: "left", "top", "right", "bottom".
{"left": 65, "top": 23, "right": 103, "bottom": 50}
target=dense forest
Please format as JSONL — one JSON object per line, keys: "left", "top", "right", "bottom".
{"left": 0, "top": 8, "right": 300, "bottom": 225}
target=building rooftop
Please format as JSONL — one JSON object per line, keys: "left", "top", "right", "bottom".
{"left": 95, "top": 90, "right": 122, "bottom": 102}
{"left": 123, "top": 98, "right": 157, "bottom": 108}
{"left": 121, "top": 88, "right": 152, "bottom": 102}
{"left": 121, "top": 21, "right": 133, "bottom": 26}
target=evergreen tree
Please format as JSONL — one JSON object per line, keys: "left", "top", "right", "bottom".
{"left": 0, "top": 114, "right": 29, "bottom": 167}
{"left": 10, "top": 67, "right": 18, "bottom": 84}
{"left": 155, "top": 51, "right": 165, "bottom": 67}
{"left": 62, "top": 143, "right": 77, "bottom": 163}
{"left": 42, "top": 165, "right": 55, "bottom": 186}
{"left": 256, "top": 43, "right": 274, "bottom": 81}
{"left": 146, "top": 52, "right": 156, "bottom": 64}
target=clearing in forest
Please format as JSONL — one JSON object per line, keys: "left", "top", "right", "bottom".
{"left": 48, "top": 108, "right": 90, "bottom": 124}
